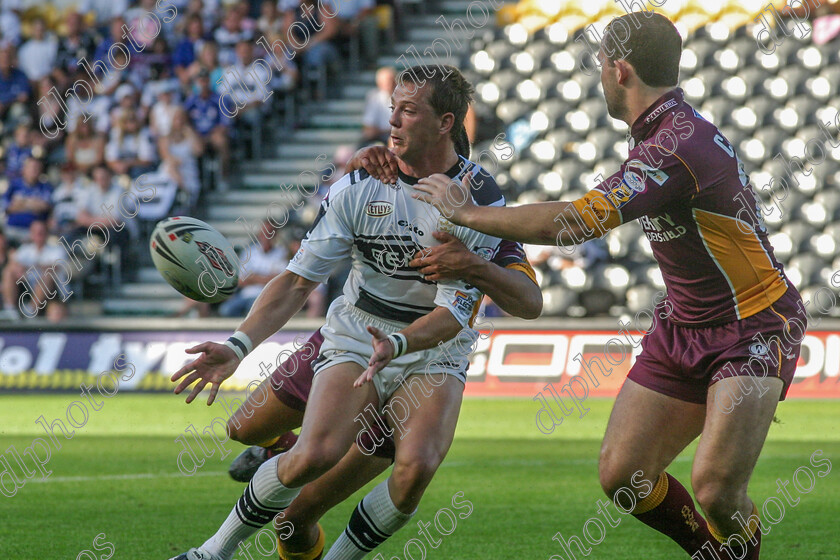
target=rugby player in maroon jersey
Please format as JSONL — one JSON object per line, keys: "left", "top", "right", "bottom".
{"left": 415, "top": 12, "right": 806, "bottom": 560}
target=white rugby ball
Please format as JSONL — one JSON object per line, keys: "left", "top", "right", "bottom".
{"left": 150, "top": 216, "right": 239, "bottom": 303}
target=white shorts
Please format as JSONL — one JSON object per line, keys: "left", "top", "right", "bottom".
{"left": 313, "top": 296, "right": 470, "bottom": 404}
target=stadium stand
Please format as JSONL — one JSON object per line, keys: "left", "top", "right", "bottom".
{"left": 463, "top": 0, "right": 840, "bottom": 317}
{"left": 1, "top": 0, "right": 838, "bottom": 321}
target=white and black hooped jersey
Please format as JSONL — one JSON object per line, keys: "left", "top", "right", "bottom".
{"left": 286, "top": 156, "right": 505, "bottom": 327}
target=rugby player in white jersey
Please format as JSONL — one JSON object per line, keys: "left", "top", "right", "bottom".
{"left": 168, "top": 64, "right": 531, "bottom": 560}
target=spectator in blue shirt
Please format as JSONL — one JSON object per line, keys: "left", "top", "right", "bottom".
{"left": 0, "top": 45, "right": 31, "bottom": 126}
{"left": 4, "top": 123, "right": 33, "bottom": 180}
{"left": 173, "top": 14, "right": 206, "bottom": 83}
{"left": 185, "top": 69, "right": 231, "bottom": 186}
{"left": 3, "top": 158, "right": 54, "bottom": 242}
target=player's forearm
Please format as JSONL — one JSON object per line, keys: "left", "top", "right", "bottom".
{"left": 469, "top": 260, "right": 542, "bottom": 319}
{"left": 237, "top": 270, "right": 318, "bottom": 347}
{"left": 399, "top": 307, "right": 463, "bottom": 354}
{"left": 460, "top": 201, "right": 595, "bottom": 247}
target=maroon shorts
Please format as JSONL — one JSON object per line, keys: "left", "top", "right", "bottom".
{"left": 627, "top": 287, "right": 806, "bottom": 405}
{"left": 271, "top": 330, "right": 395, "bottom": 460}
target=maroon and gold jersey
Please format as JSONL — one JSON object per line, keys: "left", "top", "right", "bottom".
{"left": 572, "top": 89, "right": 794, "bottom": 326}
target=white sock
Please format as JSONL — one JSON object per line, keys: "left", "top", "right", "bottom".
{"left": 201, "top": 455, "right": 301, "bottom": 560}
{"left": 323, "top": 479, "right": 414, "bottom": 560}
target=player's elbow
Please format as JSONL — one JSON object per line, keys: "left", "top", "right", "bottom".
{"left": 519, "top": 291, "right": 543, "bottom": 320}
{"left": 283, "top": 270, "right": 320, "bottom": 295}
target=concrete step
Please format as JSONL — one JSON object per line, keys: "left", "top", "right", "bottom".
{"left": 290, "top": 128, "right": 362, "bottom": 144}
{"left": 118, "top": 282, "right": 182, "bottom": 299}
{"left": 309, "top": 113, "right": 364, "bottom": 128}
{"left": 338, "top": 71, "right": 376, "bottom": 87}
{"left": 439, "top": 0, "right": 476, "bottom": 13}
{"left": 103, "top": 298, "right": 183, "bottom": 316}
{"left": 341, "top": 84, "right": 371, "bottom": 98}
{"left": 242, "top": 172, "right": 319, "bottom": 189}
{"left": 206, "top": 205, "right": 271, "bottom": 222}
{"left": 321, "top": 99, "right": 367, "bottom": 113}
{"left": 206, "top": 189, "right": 300, "bottom": 206}
{"left": 241, "top": 157, "right": 326, "bottom": 174}
{"left": 138, "top": 267, "right": 165, "bottom": 283}
{"left": 275, "top": 143, "right": 347, "bottom": 159}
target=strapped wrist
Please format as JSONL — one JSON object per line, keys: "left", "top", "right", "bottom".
{"left": 224, "top": 330, "right": 253, "bottom": 361}
{"left": 388, "top": 333, "right": 408, "bottom": 358}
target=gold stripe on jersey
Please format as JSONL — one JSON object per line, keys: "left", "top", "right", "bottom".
{"left": 693, "top": 209, "right": 788, "bottom": 320}
{"left": 468, "top": 296, "right": 483, "bottom": 327}
{"left": 506, "top": 261, "right": 538, "bottom": 286}
{"left": 572, "top": 190, "right": 622, "bottom": 232}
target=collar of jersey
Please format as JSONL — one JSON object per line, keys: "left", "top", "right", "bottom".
{"left": 629, "top": 87, "right": 684, "bottom": 145}
{"left": 398, "top": 158, "right": 464, "bottom": 185}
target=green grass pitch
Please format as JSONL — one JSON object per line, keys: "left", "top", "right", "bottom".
{"left": 0, "top": 395, "right": 838, "bottom": 559}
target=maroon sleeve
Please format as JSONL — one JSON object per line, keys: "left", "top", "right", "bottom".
{"left": 594, "top": 146, "right": 694, "bottom": 224}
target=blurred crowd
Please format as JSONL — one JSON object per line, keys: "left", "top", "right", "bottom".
{"left": 0, "top": 0, "right": 400, "bottom": 320}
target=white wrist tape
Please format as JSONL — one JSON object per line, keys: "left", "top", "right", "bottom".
{"left": 388, "top": 333, "right": 408, "bottom": 358}
{"left": 224, "top": 330, "right": 254, "bottom": 361}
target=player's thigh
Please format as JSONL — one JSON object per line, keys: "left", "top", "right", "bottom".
{"left": 600, "top": 378, "right": 706, "bottom": 494}
{"left": 291, "top": 361, "right": 379, "bottom": 465}
{"left": 228, "top": 376, "right": 305, "bottom": 444}
{"left": 390, "top": 374, "right": 463, "bottom": 479}
{"left": 692, "top": 376, "right": 783, "bottom": 499}
{"left": 284, "top": 445, "right": 392, "bottom": 527}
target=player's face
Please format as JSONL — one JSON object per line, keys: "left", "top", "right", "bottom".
{"left": 389, "top": 83, "right": 442, "bottom": 165}
{"left": 599, "top": 47, "right": 627, "bottom": 121}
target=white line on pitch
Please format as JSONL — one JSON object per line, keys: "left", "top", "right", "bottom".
{"left": 29, "top": 470, "right": 228, "bottom": 484}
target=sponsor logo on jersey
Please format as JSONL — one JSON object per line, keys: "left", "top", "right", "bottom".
{"left": 605, "top": 180, "right": 639, "bottom": 209}
{"left": 749, "top": 342, "right": 771, "bottom": 360}
{"left": 366, "top": 201, "right": 393, "bottom": 217}
{"left": 623, "top": 170, "right": 646, "bottom": 192}
{"left": 474, "top": 246, "right": 494, "bottom": 260}
{"left": 453, "top": 290, "right": 476, "bottom": 315}
{"left": 644, "top": 98, "right": 678, "bottom": 123}
{"left": 437, "top": 216, "right": 455, "bottom": 234}
{"left": 398, "top": 219, "right": 424, "bottom": 236}
{"left": 626, "top": 159, "right": 669, "bottom": 186}
{"left": 639, "top": 213, "right": 687, "bottom": 242}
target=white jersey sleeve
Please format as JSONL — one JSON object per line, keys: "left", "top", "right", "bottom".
{"left": 286, "top": 175, "right": 355, "bottom": 283}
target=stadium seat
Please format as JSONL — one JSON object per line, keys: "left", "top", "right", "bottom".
{"left": 815, "top": 191, "right": 840, "bottom": 221}
{"left": 787, "top": 96, "right": 822, "bottom": 127}
{"left": 579, "top": 288, "right": 617, "bottom": 316}
{"left": 510, "top": 159, "right": 545, "bottom": 190}
{"left": 770, "top": 231, "right": 794, "bottom": 262}
{"left": 497, "top": 98, "right": 532, "bottom": 123}
{"left": 744, "top": 96, "right": 776, "bottom": 127}
{"left": 789, "top": 254, "right": 824, "bottom": 288}
{"left": 801, "top": 200, "right": 829, "bottom": 228}
{"left": 625, "top": 284, "right": 660, "bottom": 314}
{"left": 781, "top": 221, "right": 814, "bottom": 253}
{"left": 541, "top": 285, "right": 577, "bottom": 316}
{"left": 489, "top": 68, "right": 522, "bottom": 97}
{"left": 536, "top": 98, "right": 572, "bottom": 128}
{"left": 810, "top": 67, "right": 840, "bottom": 101}
{"left": 810, "top": 224, "right": 840, "bottom": 260}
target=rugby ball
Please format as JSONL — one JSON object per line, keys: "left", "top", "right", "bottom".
{"left": 150, "top": 216, "right": 239, "bottom": 303}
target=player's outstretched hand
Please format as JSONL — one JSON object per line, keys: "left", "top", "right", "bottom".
{"left": 410, "top": 232, "right": 475, "bottom": 282}
{"left": 413, "top": 172, "right": 475, "bottom": 224}
{"left": 355, "top": 326, "right": 394, "bottom": 387}
{"left": 346, "top": 146, "right": 399, "bottom": 184}
{"left": 171, "top": 342, "right": 239, "bottom": 405}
